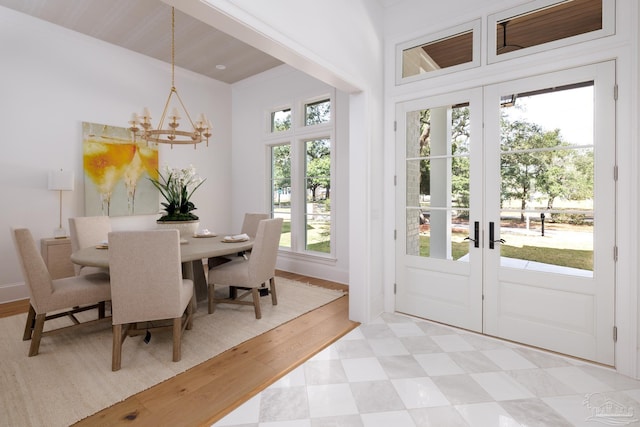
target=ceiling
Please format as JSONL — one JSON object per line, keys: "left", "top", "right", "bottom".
{"left": 0, "top": 0, "right": 284, "bottom": 84}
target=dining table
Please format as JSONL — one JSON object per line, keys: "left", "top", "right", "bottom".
{"left": 70, "top": 233, "right": 254, "bottom": 303}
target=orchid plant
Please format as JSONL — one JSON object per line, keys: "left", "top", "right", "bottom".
{"left": 149, "top": 164, "right": 205, "bottom": 221}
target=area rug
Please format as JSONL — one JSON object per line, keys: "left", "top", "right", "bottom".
{"left": 0, "top": 278, "right": 344, "bottom": 427}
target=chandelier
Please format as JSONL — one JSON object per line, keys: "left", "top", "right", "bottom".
{"left": 128, "top": 7, "right": 211, "bottom": 148}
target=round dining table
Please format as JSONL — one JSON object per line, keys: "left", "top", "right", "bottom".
{"left": 71, "top": 234, "right": 254, "bottom": 302}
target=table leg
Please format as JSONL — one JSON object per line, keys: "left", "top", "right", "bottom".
{"left": 182, "top": 260, "right": 208, "bottom": 303}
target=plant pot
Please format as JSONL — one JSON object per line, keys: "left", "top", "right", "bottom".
{"left": 156, "top": 219, "right": 200, "bottom": 238}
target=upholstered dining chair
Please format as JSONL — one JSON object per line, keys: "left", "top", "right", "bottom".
{"left": 11, "top": 227, "right": 111, "bottom": 357}
{"left": 108, "top": 229, "right": 194, "bottom": 371}
{"left": 241, "top": 213, "right": 270, "bottom": 238}
{"left": 69, "top": 216, "right": 111, "bottom": 276}
{"left": 208, "top": 212, "right": 270, "bottom": 270}
{"left": 207, "top": 218, "right": 283, "bottom": 319}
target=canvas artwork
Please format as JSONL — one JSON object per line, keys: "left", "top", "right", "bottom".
{"left": 82, "top": 122, "right": 159, "bottom": 216}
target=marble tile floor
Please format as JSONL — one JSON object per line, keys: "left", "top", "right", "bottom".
{"left": 212, "top": 313, "right": 640, "bottom": 427}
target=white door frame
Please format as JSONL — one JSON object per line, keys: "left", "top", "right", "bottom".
{"left": 395, "top": 61, "right": 616, "bottom": 365}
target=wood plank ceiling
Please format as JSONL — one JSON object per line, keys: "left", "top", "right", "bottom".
{"left": 0, "top": 0, "right": 283, "bottom": 84}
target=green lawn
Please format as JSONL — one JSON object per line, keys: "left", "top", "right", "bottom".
{"left": 281, "top": 217, "right": 594, "bottom": 271}
{"left": 420, "top": 231, "right": 593, "bottom": 271}
{"left": 278, "top": 219, "right": 331, "bottom": 254}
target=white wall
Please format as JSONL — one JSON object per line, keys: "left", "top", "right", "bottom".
{"left": 231, "top": 65, "right": 349, "bottom": 283}
{"left": 0, "top": 7, "right": 232, "bottom": 302}
{"left": 382, "top": 0, "right": 640, "bottom": 378}
{"left": 182, "top": 0, "right": 386, "bottom": 322}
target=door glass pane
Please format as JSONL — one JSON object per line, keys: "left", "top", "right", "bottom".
{"left": 499, "top": 83, "right": 594, "bottom": 276}
{"left": 405, "top": 104, "right": 470, "bottom": 261}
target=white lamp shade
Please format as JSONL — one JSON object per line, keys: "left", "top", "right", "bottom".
{"left": 48, "top": 170, "right": 75, "bottom": 191}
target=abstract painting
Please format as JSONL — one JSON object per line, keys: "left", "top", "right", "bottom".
{"left": 82, "top": 122, "right": 159, "bottom": 216}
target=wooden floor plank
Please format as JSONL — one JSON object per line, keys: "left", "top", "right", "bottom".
{"left": 0, "top": 298, "right": 29, "bottom": 318}
{"left": 127, "top": 297, "right": 355, "bottom": 426}
{"left": 0, "top": 273, "right": 357, "bottom": 427}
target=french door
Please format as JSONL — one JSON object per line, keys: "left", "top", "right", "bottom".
{"left": 395, "top": 62, "right": 616, "bottom": 364}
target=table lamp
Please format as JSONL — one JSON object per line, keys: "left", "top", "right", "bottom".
{"left": 48, "top": 169, "right": 74, "bottom": 238}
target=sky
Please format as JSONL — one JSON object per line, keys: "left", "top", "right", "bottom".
{"left": 503, "top": 85, "right": 594, "bottom": 146}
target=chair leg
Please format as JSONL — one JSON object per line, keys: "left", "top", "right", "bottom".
{"left": 28, "top": 313, "right": 45, "bottom": 357}
{"left": 186, "top": 293, "right": 195, "bottom": 330}
{"left": 252, "top": 288, "right": 262, "bottom": 319}
{"left": 23, "top": 304, "right": 36, "bottom": 341}
{"left": 172, "top": 317, "right": 182, "bottom": 362}
{"left": 112, "top": 324, "right": 123, "bottom": 371}
{"left": 208, "top": 283, "right": 216, "bottom": 314}
{"left": 98, "top": 301, "right": 106, "bottom": 319}
{"left": 270, "top": 277, "right": 278, "bottom": 306}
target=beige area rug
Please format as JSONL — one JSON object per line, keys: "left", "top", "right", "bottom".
{"left": 0, "top": 278, "right": 344, "bottom": 427}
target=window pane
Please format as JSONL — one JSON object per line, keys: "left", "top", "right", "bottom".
{"left": 271, "top": 108, "right": 291, "bottom": 132}
{"left": 402, "top": 30, "right": 473, "bottom": 78}
{"left": 271, "top": 144, "right": 291, "bottom": 248}
{"left": 496, "top": 0, "right": 602, "bottom": 55}
{"left": 305, "top": 99, "right": 331, "bottom": 126}
{"left": 304, "top": 139, "right": 331, "bottom": 253}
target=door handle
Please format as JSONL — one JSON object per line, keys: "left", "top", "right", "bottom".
{"left": 489, "top": 221, "right": 506, "bottom": 249}
{"left": 464, "top": 221, "right": 480, "bottom": 248}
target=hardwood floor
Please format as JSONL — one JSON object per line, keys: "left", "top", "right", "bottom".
{"left": 1, "top": 271, "right": 358, "bottom": 426}
{"left": 0, "top": 298, "right": 30, "bottom": 319}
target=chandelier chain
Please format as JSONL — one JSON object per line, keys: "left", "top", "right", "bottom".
{"left": 171, "top": 7, "right": 175, "bottom": 89}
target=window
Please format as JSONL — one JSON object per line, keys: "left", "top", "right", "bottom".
{"left": 304, "top": 138, "right": 331, "bottom": 253}
{"left": 396, "top": 20, "right": 480, "bottom": 85}
{"left": 305, "top": 99, "right": 331, "bottom": 126}
{"left": 488, "top": 0, "right": 614, "bottom": 63}
{"left": 267, "top": 95, "right": 334, "bottom": 256}
{"left": 270, "top": 107, "right": 291, "bottom": 132}
{"left": 271, "top": 144, "right": 291, "bottom": 248}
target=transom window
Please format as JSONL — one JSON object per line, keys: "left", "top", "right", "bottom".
{"left": 488, "top": 0, "right": 614, "bottom": 63}
{"left": 305, "top": 99, "right": 331, "bottom": 126}
{"left": 271, "top": 107, "right": 291, "bottom": 132}
{"left": 396, "top": 20, "right": 480, "bottom": 85}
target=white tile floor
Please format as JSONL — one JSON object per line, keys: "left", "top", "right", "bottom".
{"left": 212, "top": 313, "right": 640, "bottom": 427}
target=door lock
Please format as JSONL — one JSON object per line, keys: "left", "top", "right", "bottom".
{"left": 464, "top": 221, "right": 480, "bottom": 248}
{"left": 489, "top": 222, "right": 505, "bottom": 249}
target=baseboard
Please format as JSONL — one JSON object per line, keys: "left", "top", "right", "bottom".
{"left": 0, "top": 282, "right": 28, "bottom": 304}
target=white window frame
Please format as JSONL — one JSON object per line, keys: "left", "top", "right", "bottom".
{"left": 303, "top": 95, "right": 333, "bottom": 128}
{"left": 265, "top": 91, "right": 336, "bottom": 258}
{"left": 266, "top": 104, "right": 293, "bottom": 136}
{"left": 487, "top": 0, "right": 615, "bottom": 64}
{"left": 395, "top": 19, "right": 481, "bottom": 86}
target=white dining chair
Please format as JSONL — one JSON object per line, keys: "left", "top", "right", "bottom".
{"left": 11, "top": 227, "right": 111, "bottom": 356}
{"left": 108, "top": 229, "right": 194, "bottom": 371}
{"left": 69, "top": 216, "right": 111, "bottom": 276}
{"left": 207, "top": 218, "right": 283, "bottom": 319}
